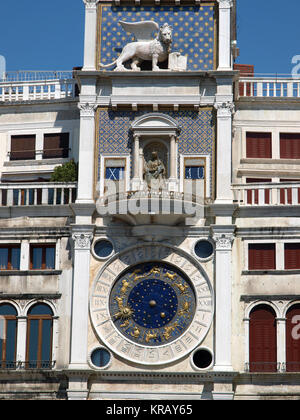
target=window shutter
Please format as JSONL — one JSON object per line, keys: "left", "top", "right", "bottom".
{"left": 280, "top": 133, "right": 300, "bottom": 159}
{"left": 246, "top": 132, "right": 272, "bottom": 158}
{"left": 11, "top": 135, "right": 36, "bottom": 160}
{"left": 280, "top": 179, "right": 300, "bottom": 204}
{"left": 248, "top": 243, "right": 276, "bottom": 270}
{"left": 285, "top": 243, "right": 300, "bottom": 269}
{"left": 249, "top": 305, "right": 277, "bottom": 372}
{"left": 43, "top": 133, "right": 69, "bottom": 159}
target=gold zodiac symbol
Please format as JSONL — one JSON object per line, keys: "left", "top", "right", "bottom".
{"left": 178, "top": 301, "right": 190, "bottom": 317}
{"left": 145, "top": 331, "right": 158, "bottom": 343}
{"left": 120, "top": 319, "right": 130, "bottom": 328}
{"left": 120, "top": 279, "right": 130, "bottom": 295}
{"left": 165, "top": 272, "right": 177, "bottom": 281}
{"left": 175, "top": 282, "right": 188, "bottom": 294}
{"left": 131, "top": 327, "right": 141, "bottom": 338}
{"left": 148, "top": 266, "right": 160, "bottom": 275}
{"left": 163, "top": 322, "right": 178, "bottom": 341}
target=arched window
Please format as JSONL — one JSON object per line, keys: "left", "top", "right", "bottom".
{"left": 0, "top": 304, "right": 17, "bottom": 369}
{"left": 26, "top": 303, "right": 53, "bottom": 369}
{"left": 286, "top": 304, "right": 300, "bottom": 372}
{"left": 249, "top": 304, "right": 277, "bottom": 372}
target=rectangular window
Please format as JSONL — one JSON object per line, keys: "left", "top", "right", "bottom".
{"left": 10, "top": 135, "right": 36, "bottom": 161}
{"left": 105, "top": 167, "right": 125, "bottom": 181}
{"left": 246, "top": 132, "right": 272, "bottom": 159}
{"left": 0, "top": 246, "right": 20, "bottom": 270}
{"left": 248, "top": 243, "right": 276, "bottom": 270}
{"left": 285, "top": 243, "right": 300, "bottom": 270}
{"left": 43, "top": 133, "right": 69, "bottom": 159}
{"left": 280, "top": 133, "right": 300, "bottom": 159}
{"left": 185, "top": 166, "right": 205, "bottom": 180}
{"left": 30, "top": 245, "right": 55, "bottom": 270}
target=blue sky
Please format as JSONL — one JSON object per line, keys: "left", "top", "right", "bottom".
{"left": 0, "top": 0, "right": 299, "bottom": 75}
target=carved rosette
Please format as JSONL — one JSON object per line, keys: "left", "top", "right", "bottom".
{"left": 72, "top": 232, "right": 93, "bottom": 250}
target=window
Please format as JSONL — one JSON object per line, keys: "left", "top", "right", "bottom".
{"left": 285, "top": 243, "right": 300, "bottom": 270}
{"left": 286, "top": 304, "right": 300, "bottom": 372}
{"left": 105, "top": 167, "right": 125, "bottom": 181}
{"left": 248, "top": 243, "right": 276, "bottom": 270}
{"left": 246, "top": 178, "right": 271, "bottom": 205}
{"left": 246, "top": 132, "right": 272, "bottom": 159}
{"left": 0, "top": 304, "right": 17, "bottom": 369}
{"left": 0, "top": 246, "right": 20, "bottom": 270}
{"left": 10, "top": 135, "right": 36, "bottom": 160}
{"left": 43, "top": 133, "right": 69, "bottom": 159}
{"left": 26, "top": 304, "right": 53, "bottom": 369}
{"left": 185, "top": 166, "right": 205, "bottom": 180}
{"left": 30, "top": 245, "right": 55, "bottom": 270}
{"left": 280, "top": 133, "right": 300, "bottom": 159}
{"left": 249, "top": 305, "right": 277, "bottom": 372}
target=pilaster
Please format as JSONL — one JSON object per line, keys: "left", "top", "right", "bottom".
{"left": 214, "top": 101, "right": 234, "bottom": 206}
{"left": 69, "top": 226, "right": 94, "bottom": 370}
{"left": 217, "top": 0, "right": 233, "bottom": 70}
{"left": 212, "top": 225, "right": 235, "bottom": 372}
{"left": 82, "top": 0, "right": 100, "bottom": 71}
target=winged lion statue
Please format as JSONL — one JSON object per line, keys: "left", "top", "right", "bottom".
{"left": 100, "top": 20, "right": 172, "bottom": 71}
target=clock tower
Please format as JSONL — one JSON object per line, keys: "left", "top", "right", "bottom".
{"left": 69, "top": 0, "right": 236, "bottom": 400}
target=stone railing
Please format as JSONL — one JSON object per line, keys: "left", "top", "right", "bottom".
{"left": 0, "top": 76, "right": 77, "bottom": 103}
{"left": 0, "top": 182, "right": 77, "bottom": 206}
{"left": 238, "top": 76, "right": 300, "bottom": 98}
{"left": 232, "top": 182, "right": 300, "bottom": 206}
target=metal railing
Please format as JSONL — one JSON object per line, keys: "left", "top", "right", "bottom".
{"left": 0, "top": 182, "right": 77, "bottom": 206}
{"left": 1, "top": 70, "right": 73, "bottom": 82}
{"left": 232, "top": 182, "right": 300, "bottom": 206}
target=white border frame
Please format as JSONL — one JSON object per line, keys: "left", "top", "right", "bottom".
{"left": 87, "top": 346, "right": 113, "bottom": 371}
{"left": 190, "top": 346, "right": 214, "bottom": 371}
{"left": 92, "top": 237, "right": 115, "bottom": 261}
{"left": 192, "top": 237, "right": 215, "bottom": 262}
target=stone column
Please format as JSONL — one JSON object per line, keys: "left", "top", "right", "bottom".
{"left": 212, "top": 226, "right": 235, "bottom": 372}
{"left": 277, "top": 317, "right": 286, "bottom": 372}
{"left": 217, "top": 0, "right": 233, "bottom": 70}
{"left": 82, "top": 0, "right": 100, "bottom": 71}
{"left": 214, "top": 101, "right": 234, "bottom": 204}
{"left": 169, "top": 134, "right": 178, "bottom": 191}
{"left": 132, "top": 134, "right": 140, "bottom": 191}
{"left": 69, "top": 227, "right": 94, "bottom": 369}
{"left": 77, "top": 102, "right": 97, "bottom": 206}
{"left": 16, "top": 316, "right": 27, "bottom": 365}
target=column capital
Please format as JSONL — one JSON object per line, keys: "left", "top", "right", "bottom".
{"left": 217, "top": 0, "right": 233, "bottom": 9}
{"left": 78, "top": 102, "right": 97, "bottom": 118}
{"left": 72, "top": 231, "right": 94, "bottom": 250}
{"left": 83, "top": 0, "right": 100, "bottom": 9}
{"left": 214, "top": 101, "right": 235, "bottom": 117}
{"left": 212, "top": 227, "right": 235, "bottom": 250}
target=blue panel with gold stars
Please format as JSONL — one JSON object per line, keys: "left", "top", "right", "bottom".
{"left": 98, "top": 4, "right": 216, "bottom": 71}
{"left": 109, "top": 262, "right": 196, "bottom": 347}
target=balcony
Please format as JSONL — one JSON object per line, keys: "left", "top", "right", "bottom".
{"left": 233, "top": 182, "right": 300, "bottom": 206}
{"left": 238, "top": 75, "right": 300, "bottom": 99}
{"left": 96, "top": 189, "right": 206, "bottom": 226}
{"left": 0, "top": 71, "right": 77, "bottom": 103}
{"left": 0, "top": 182, "right": 77, "bottom": 207}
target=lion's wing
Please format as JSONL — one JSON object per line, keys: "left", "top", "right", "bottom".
{"left": 119, "top": 20, "right": 159, "bottom": 42}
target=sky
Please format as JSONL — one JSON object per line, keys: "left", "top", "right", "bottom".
{"left": 0, "top": 0, "right": 299, "bottom": 75}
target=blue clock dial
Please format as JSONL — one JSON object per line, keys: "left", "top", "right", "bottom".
{"left": 109, "top": 262, "right": 196, "bottom": 347}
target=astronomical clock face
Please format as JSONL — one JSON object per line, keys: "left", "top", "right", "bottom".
{"left": 90, "top": 245, "right": 213, "bottom": 366}
{"left": 109, "top": 262, "right": 196, "bottom": 347}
